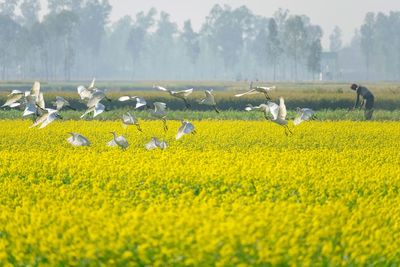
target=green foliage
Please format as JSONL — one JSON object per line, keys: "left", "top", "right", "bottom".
{"left": 1, "top": 82, "right": 399, "bottom": 119}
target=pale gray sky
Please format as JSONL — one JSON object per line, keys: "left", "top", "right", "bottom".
{"left": 41, "top": 0, "right": 400, "bottom": 49}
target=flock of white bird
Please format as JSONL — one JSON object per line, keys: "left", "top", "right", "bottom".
{"left": 1, "top": 79, "right": 315, "bottom": 150}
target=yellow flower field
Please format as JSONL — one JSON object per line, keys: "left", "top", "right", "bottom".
{"left": 0, "top": 120, "right": 400, "bottom": 266}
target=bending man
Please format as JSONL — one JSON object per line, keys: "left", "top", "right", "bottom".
{"left": 350, "top": 84, "right": 375, "bottom": 120}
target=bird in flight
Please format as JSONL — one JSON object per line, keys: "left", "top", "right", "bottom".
{"left": 145, "top": 137, "right": 167, "bottom": 150}
{"left": 1, "top": 90, "right": 24, "bottom": 108}
{"left": 294, "top": 108, "right": 316, "bottom": 126}
{"left": 245, "top": 104, "right": 271, "bottom": 120}
{"left": 235, "top": 81, "right": 276, "bottom": 100}
{"left": 53, "top": 96, "right": 76, "bottom": 111}
{"left": 122, "top": 112, "right": 142, "bottom": 132}
{"left": 118, "top": 96, "right": 148, "bottom": 109}
{"left": 198, "top": 89, "right": 219, "bottom": 113}
{"left": 30, "top": 108, "right": 62, "bottom": 129}
{"left": 267, "top": 97, "right": 293, "bottom": 135}
{"left": 154, "top": 85, "right": 193, "bottom": 109}
{"left": 176, "top": 120, "right": 196, "bottom": 140}
{"left": 150, "top": 102, "right": 168, "bottom": 132}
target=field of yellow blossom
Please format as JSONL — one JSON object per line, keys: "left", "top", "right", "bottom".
{"left": 0, "top": 119, "right": 400, "bottom": 266}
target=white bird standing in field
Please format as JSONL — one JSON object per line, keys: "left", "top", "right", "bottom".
{"left": 108, "top": 132, "right": 129, "bottom": 150}
{"left": 294, "top": 108, "right": 316, "bottom": 126}
{"left": 30, "top": 108, "right": 62, "bottom": 129}
{"left": 145, "top": 137, "right": 167, "bottom": 150}
{"left": 77, "top": 78, "right": 96, "bottom": 100}
{"left": 67, "top": 133, "right": 91, "bottom": 147}
{"left": 176, "top": 120, "right": 196, "bottom": 140}
{"left": 80, "top": 103, "right": 106, "bottom": 118}
{"left": 267, "top": 97, "right": 293, "bottom": 135}
{"left": 154, "top": 85, "right": 193, "bottom": 108}
{"left": 1, "top": 90, "right": 24, "bottom": 108}
{"left": 198, "top": 89, "right": 219, "bottom": 113}
{"left": 53, "top": 96, "right": 76, "bottom": 111}
{"left": 122, "top": 112, "right": 142, "bottom": 132}
{"left": 235, "top": 81, "right": 276, "bottom": 100}
{"left": 245, "top": 104, "right": 270, "bottom": 120}
{"left": 150, "top": 102, "right": 168, "bottom": 132}
{"left": 118, "top": 95, "right": 148, "bottom": 109}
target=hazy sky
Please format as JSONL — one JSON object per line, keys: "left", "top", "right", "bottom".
{"left": 40, "top": 0, "right": 400, "bottom": 49}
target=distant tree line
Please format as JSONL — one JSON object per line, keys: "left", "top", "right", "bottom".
{"left": 0, "top": 0, "right": 398, "bottom": 81}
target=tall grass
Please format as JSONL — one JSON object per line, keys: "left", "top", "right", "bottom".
{"left": 1, "top": 81, "right": 399, "bottom": 112}
{"left": 1, "top": 109, "right": 400, "bottom": 121}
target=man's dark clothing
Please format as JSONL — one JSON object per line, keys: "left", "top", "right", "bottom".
{"left": 354, "top": 86, "right": 374, "bottom": 120}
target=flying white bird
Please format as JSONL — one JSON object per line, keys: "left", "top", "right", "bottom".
{"left": 118, "top": 96, "right": 148, "bottom": 109}
{"left": 108, "top": 132, "right": 129, "bottom": 150}
{"left": 235, "top": 81, "right": 276, "bottom": 100}
{"left": 37, "top": 92, "right": 45, "bottom": 110}
{"left": 86, "top": 89, "right": 111, "bottom": 108}
{"left": 80, "top": 103, "right": 106, "bottom": 118}
{"left": 67, "top": 133, "right": 91, "bottom": 147}
{"left": 9, "top": 89, "right": 23, "bottom": 95}
{"left": 30, "top": 81, "right": 41, "bottom": 99}
{"left": 145, "top": 137, "right": 167, "bottom": 150}
{"left": 23, "top": 95, "right": 39, "bottom": 117}
{"left": 198, "top": 89, "right": 219, "bottom": 113}
{"left": 150, "top": 102, "right": 168, "bottom": 132}
{"left": 1, "top": 90, "right": 24, "bottom": 108}
{"left": 294, "top": 108, "right": 316, "bottom": 126}
{"left": 154, "top": 85, "right": 193, "bottom": 108}
{"left": 77, "top": 78, "right": 97, "bottom": 100}
{"left": 2, "top": 82, "right": 45, "bottom": 116}
{"left": 53, "top": 96, "right": 76, "bottom": 111}
{"left": 23, "top": 81, "right": 45, "bottom": 117}
{"left": 176, "top": 120, "right": 196, "bottom": 140}
{"left": 122, "top": 112, "right": 142, "bottom": 132}
{"left": 30, "top": 108, "right": 62, "bottom": 129}
{"left": 245, "top": 104, "right": 270, "bottom": 120}
{"left": 267, "top": 97, "right": 293, "bottom": 135}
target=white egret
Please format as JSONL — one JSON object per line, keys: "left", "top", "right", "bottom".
{"left": 23, "top": 81, "right": 45, "bottom": 117}
{"left": 53, "top": 96, "right": 76, "bottom": 111}
{"left": 150, "top": 102, "right": 168, "bottom": 132}
{"left": 267, "top": 97, "right": 293, "bottom": 135}
{"left": 154, "top": 85, "right": 193, "bottom": 108}
{"left": 198, "top": 89, "right": 219, "bottom": 113}
{"left": 30, "top": 81, "right": 41, "bottom": 99}
{"left": 9, "top": 89, "right": 23, "bottom": 95}
{"left": 80, "top": 103, "right": 106, "bottom": 118}
{"left": 1, "top": 90, "right": 24, "bottom": 108}
{"left": 86, "top": 89, "right": 111, "bottom": 108}
{"left": 30, "top": 108, "right": 62, "bottom": 129}
{"left": 235, "top": 81, "right": 276, "bottom": 100}
{"left": 122, "top": 112, "right": 142, "bottom": 132}
{"left": 145, "top": 137, "right": 167, "bottom": 150}
{"left": 294, "top": 108, "right": 316, "bottom": 126}
{"left": 23, "top": 95, "right": 38, "bottom": 117}
{"left": 245, "top": 104, "right": 270, "bottom": 120}
{"left": 67, "top": 133, "right": 91, "bottom": 147}
{"left": 77, "top": 78, "right": 96, "bottom": 100}
{"left": 118, "top": 96, "right": 148, "bottom": 109}
{"left": 176, "top": 120, "right": 196, "bottom": 140}
{"left": 108, "top": 132, "right": 129, "bottom": 150}
{"left": 37, "top": 92, "right": 45, "bottom": 110}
